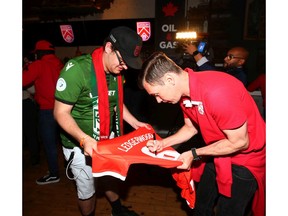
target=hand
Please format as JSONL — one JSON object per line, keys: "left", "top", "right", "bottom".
{"left": 176, "top": 150, "right": 193, "bottom": 170}
{"left": 82, "top": 136, "right": 98, "bottom": 157}
{"left": 146, "top": 139, "right": 163, "bottom": 153}
{"left": 131, "top": 121, "right": 151, "bottom": 130}
{"left": 182, "top": 42, "right": 197, "bottom": 55}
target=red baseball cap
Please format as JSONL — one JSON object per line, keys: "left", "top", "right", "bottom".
{"left": 33, "top": 40, "right": 55, "bottom": 52}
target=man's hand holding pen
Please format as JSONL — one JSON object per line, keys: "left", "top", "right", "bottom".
{"left": 146, "top": 133, "right": 163, "bottom": 154}
{"left": 153, "top": 133, "right": 157, "bottom": 155}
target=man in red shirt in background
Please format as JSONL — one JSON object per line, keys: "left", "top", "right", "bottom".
{"left": 23, "top": 40, "right": 64, "bottom": 185}
{"left": 247, "top": 73, "right": 266, "bottom": 121}
{"left": 140, "top": 52, "right": 265, "bottom": 216}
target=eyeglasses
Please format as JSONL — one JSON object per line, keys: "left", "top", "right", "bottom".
{"left": 226, "top": 54, "right": 244, "bottom": 61}
{"left": 115, "top": 50, "right": 126, "bottom": 67}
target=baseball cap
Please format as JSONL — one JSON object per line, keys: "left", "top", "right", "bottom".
{"left": 109, "top": 26, "right": 143, "bottom": 69}
{"left": 33, "top": 40, "right": 55, "bottom": 52}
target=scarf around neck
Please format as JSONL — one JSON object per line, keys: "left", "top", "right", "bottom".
{"left": 91, "top": 48, "right": 124, "bottom": 140}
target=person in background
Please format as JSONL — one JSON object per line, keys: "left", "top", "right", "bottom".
{"left": 23, "top": 54, "right": 40, "bottom": 166}
{"left": 139, "top": 52, "right": 265, "bottom": 216}
{"left": 123, "top": 67, "right": 149, "bottom": 134}
{"left": 23, "top": 40, "right": 64, "bottom": 184}
{"left": 247, "top": 73, "right": 266, "bottom": 121}
{"left": 54, "top": 26, "right": 148, "bottom": 216}
{"left": 75, "top": 46, "right": 83, "bottom": 57}
{"left": 182, "top": 43, "right": 249, "bottom": 86}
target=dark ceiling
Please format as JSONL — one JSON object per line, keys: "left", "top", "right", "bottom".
{"left": 23, "top": 0, "right": 114, "bottom": 21}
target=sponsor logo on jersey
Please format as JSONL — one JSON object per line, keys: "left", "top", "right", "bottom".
{"left": 183, "top": 99, "right": 204, "bottom": 115}
{"left": 56, "top": 78, "right": 66, "bottom": 91}
{"left": 65, "top": 62, "right": 74, "bottom": 71}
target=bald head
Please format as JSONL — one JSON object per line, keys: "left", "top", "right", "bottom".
{"left": 224, "top": 46, "right": 249, "bottom": 68}
{"left": 229, "top": 47, "right": 249, "bottom": 60}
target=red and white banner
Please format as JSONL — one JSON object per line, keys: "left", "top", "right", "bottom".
{"left": 137, "top": 22, "right": 151, "bottom": 41}
{"left": 60, "top": 25, "right": 74, "bottom": 43}
{"left": 155, "top": 0, "right": 185, "bottom": 57}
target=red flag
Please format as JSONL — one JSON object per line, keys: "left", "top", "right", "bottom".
{"left": 60, "top": 25, "right": 74, "bottom": 43}
{"left": 137, "top": 22, "right": 151, "bottom": 41}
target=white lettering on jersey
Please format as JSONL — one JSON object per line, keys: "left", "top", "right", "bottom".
{"left": 118, "top": 133, "right": 153, "bottom": 152}
{"left": 108, "top": 90, "right": 116, "bottom": 96}
{"left": 141, "top": 147, "right": 180, "bottom": 160}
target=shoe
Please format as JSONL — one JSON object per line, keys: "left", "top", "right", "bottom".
{"left": 36, "top": 174, "right": 60, "bottom": 185}
{"left": 111, "top": 206, "right": 139, "bottom": 216}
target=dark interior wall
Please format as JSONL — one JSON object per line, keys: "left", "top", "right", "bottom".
{"left": 22, "top": 18, "right": 155, "bottom": 55}
{"left": 22, "top": 0, "right": 266, "bottom": 137}
{"left": 228, "top": 0, "right": 266, "bottom": 83}
{"left": 23, "top": 1, "right": 265, "bottom": 83}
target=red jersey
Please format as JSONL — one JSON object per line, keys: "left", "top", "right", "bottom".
{"left": 23, "top": 54, "right": 63, "bottom": 109}
{"left": 180, "top": 68, "right": 266, "bottom": 216}
{"left": 247, "top": 73, "right": 266, "bottom": 107}
{"left": 92, "top": 126, "right": 182, "bottom": 180}
{"left": 92, "top": 126, "right": 196, "bottom": 208}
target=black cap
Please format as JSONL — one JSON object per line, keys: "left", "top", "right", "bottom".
{"left": 109, "top": 26, "right": 143, "bottom": 69}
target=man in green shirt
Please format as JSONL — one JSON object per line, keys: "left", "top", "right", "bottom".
{"left": 54, "top": 26, "right": 147, "bottom": 216}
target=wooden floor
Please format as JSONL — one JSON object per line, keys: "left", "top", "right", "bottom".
{"left": 23, "top": 144, "right": 193, "bottom": 216}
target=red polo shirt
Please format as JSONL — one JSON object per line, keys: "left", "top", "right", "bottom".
{"left": 180, "top": 68, "right": 266, "bottom": 216}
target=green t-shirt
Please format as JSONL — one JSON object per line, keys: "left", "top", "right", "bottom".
{"left": 55, "top": 54, "right": 121, "bottom": 148}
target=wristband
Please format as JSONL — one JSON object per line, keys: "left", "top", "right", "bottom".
{"left": 191, "top": 148, "right": 202, "bottom": 161}
{"left": 80, "top": 135, "right": 88, "bottom": 148}
{"left": 192, "top": 50, "right": 199, "bottom": 57}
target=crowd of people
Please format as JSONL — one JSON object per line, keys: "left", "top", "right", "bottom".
{"left": 23, "top": 25, "right": 265, "bottom": 216}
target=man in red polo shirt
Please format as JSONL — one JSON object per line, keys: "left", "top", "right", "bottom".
{"left": 139, "top": 52, "right": 265, "bottom": 216}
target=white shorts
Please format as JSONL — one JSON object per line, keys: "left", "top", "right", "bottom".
{"left": 62, "top": 146, "right": 96, "bottom": 200}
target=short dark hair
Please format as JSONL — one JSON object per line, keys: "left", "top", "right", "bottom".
{"left": 138, "top": 51, "right": 182, "bottom": 89}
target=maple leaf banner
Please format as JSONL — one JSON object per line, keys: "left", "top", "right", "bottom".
{"left": 155, "top": 0, "right": 186, "bottom": 58}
